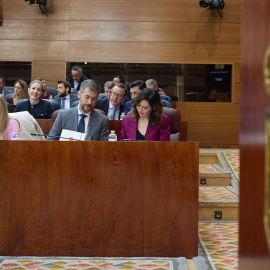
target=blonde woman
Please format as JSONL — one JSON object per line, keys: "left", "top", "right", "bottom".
{"left": 0, "top": 95, "right": 20, "bottom": 140}
{"left": 6, "top": 79, "right": 28, "bottom": 105}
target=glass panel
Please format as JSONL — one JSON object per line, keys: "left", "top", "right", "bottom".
{"left": 67, "top": 62, "right": 232, "bottom": 102}
{"left": 0, "top": 61, "right": 32, "bottom": 86}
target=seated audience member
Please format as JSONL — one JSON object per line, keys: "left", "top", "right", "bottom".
{"left": 145, "top": 79, "right": 166, "bottom": 95}
{"left": 69, "top": 66, "right": 89, "bottom": 93}
{"left": 47, "top": 79, "right": 109, "bottom": 141}
{"left": 104, "top": 81, "right": 115, "bottom": 99}
{"left": 6, "top": 79, "right": 28, "bottom": 105}
{"left": 35, "top": 77, "right": 51, "bottom": 99}
{"left": 0, "top": 95, "right": 20, "bottom": 140}
{"left": 113, "top": 75, "right": 131, "bottom": 101}
{"left": 113, "top": 75, "right": 125, "bottom": 85}
{"left": 119, "top": 88, "right": 170, "bottom": 141}
{"left": 198, "top": 88, "right": 218, "bottom": 102}
{"left": 124, "top": 80, "right": 146, "bottom": 114}
{"left": 15, "top": 80, "right": 53, "bottom": 119}
{"left": 95, "top": 83, "right": 126, "bottom": 120}
{"left": 54, "top": 80, "right": 78, "bottom": 108}
{"left": 9, "top": 111, "right": 45, "bottom": 141}
{"left": 0, "top": 76, "right": 13, "bottom": 97}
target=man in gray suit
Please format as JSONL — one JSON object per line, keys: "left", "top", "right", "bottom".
{"left": 47, "top": 79, "right": 109, "bottom": 141}
{"left": 0, "top": 76, "right": 13, "bottom": 97}
{"left": 54, "top": 80, "right": 78, "bottom": 108}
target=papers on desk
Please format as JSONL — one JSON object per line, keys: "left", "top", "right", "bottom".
{"left": 60, "top": 129, "right": 86, "bottom": 141}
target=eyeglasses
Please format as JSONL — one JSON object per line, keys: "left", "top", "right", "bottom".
{"left": 111, "top": 91, "right": 124, "bottom": 98}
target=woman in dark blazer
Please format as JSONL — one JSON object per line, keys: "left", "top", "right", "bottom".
{"left": 119, "top": 88, "right": 170, "bottom": 141}
{"left": 15, "top": 80, "right": 53, "bottom": 119}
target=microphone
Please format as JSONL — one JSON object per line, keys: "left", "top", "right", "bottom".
{"left": 30, "top": 133, "right": 82, "bottom": 141}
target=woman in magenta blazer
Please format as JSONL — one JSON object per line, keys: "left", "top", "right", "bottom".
{"left": 119, "top": 88, "right": 170, "bottom": 141}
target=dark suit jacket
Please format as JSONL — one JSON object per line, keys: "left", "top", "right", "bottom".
{"left": 95, "top": 98, "right": 125, "bottom": 120}
{"left": 47, "top": 106, "right": 109, "bottom": 141}
{"left": 15, "top": 99, "right": 53, "bottom": 119}
{"left": 53, "top": 95, "right": 79, "bottom": 108}
{"left": 68, "top": 74, "right": 89, "bottom": 92}
{"left": 119, "top": 115, "right": 170, "bottom": 141}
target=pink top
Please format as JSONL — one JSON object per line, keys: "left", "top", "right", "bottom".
{"left": 6, "top": 119, "right": 20, "bottom": 140}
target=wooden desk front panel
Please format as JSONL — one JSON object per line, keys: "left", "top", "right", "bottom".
{"left": 0, "top": 141, "right": 198, "bottom": 258}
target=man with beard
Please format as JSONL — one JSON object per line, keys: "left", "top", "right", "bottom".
{"left": 54, "top": 81, "right": 78, "bottom": 108}
{"left": 47, "top": 79, "right": 109, "bottom": 141}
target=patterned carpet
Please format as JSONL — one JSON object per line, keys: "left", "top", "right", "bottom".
{"left": 198, "top": 222, "right": 238, "bottom": 270}
{"left": 0, "top": 258, "right": 188, "bottom": 270}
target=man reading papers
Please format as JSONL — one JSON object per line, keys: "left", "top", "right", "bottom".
{"left": 47, "top": 80, "right": 109, "bottom": 141}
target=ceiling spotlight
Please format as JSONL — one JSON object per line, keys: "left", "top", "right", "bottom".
{"left": 199, "top": 0, "right": 225, "bottom": 18}
{"left": 25, "top": 0, "right": 47, "bottom": 14}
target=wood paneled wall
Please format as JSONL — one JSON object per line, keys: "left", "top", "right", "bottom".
{"left": 0, "top": 0, "right": 241, "bottom": 146}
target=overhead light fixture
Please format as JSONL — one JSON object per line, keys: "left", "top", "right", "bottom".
{"left": 199, "top": 0, "right": 225, "bottom": 18}
{"left": 25, "top": 0, "right": 47, "bottom": 15}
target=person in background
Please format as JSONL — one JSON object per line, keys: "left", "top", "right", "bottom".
{"left": 198, "top": 87, "right": 218, "bottom": 102}
{"left": 15, "top": 80, "right": 53, "bottom": 119}
{"left": 0, "top": 95, "right": 20, "bottom": 140}
{"left": 113, "top": 75, "right": 131, "bottom": 101}
{"left": 0, "top": 76, "right": 14, "bottom": 97}
{"left": 6, "top": 80, "right": 28, "bottom": 105}
{"left": 104, "top": 81, "right": 115, "bottom": 99}
{"left": 113, "top": 75, "right": 125, "bottom": 85}
{"left": 95, "top": 83, "right": 126, "bottom": 120}
{"left": 119, "top": 88, "right": 170, "bottom": 141}
{"left": 69, "top": 66, "right": 89, "bottom": 93}
{"left": 54, "top": 80, "right": 78, "bottom": 108}
{"left": 124, "top": 80, "right": 146, "bottom": 114}
{"left": 145, "top": 79, "right": 166, "bottom": 95}
{"left": 47, "top": 79, "right": 109, "bottom": 141}
{"left": 35, "top": 77, "right": 52, "bottom": 99}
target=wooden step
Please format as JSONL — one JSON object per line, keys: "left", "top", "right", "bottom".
{"left": 199, "top": 173, "right": 231, "bottom": 186}
{"left": 199, "top": 153, "right": 223, "bottom": 167}
{"left": 199, "top": 186, "right": 238, "bottom": 221}
{"left": 199, "top": 202, "right": 238, "bottom": 221}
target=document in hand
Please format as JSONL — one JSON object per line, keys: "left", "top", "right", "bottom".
{"left": 60, "top": 129, "right": 86, "bottom": 141}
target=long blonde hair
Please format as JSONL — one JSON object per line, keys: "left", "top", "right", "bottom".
{"left": 0, "top": 95, "right": 9, "bottom": 140}
{"left": 12, "top": 79, "right": 29, "bottom": 99}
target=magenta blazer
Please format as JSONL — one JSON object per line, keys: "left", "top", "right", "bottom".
{"left": 119, "top": 115, "right": 170, "bottom": 141}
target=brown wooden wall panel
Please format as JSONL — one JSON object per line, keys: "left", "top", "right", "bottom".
{"left": 69, "top": 21, "right": 186, "bottom": 42}
{"left": 2, "top": 0, "right": 70, "bottom": 20}
{"left": 186, "top": 43, "right": 240, "bottom": 63}
{"left": 0, "top": 41, "right": 68, "bottom": 61}
{"left": 0, "top": 141, "right": 199, "bottom": 258}
{"left": 32, "top": 61, "right": 66, "bottom": 87}
{"left": 68, "top": 41, "right": 186, "bottom": 63}
{"left": 233, "top": 83, "right": 240, "bottom": 104}
{"left": 185, "top": 23, "right": 240, "bottom": 43}
{"left": 188, "top": 123, "right": 239, "bottom": 144}
{"left": 234, "top": 63, "right": 240, "bottom": 84}
{"left": 0, "top": 20, "right": 69, "bottom": 41}
{"left": 176, "top": 102, "right": 240, "bottom": 124}
{"left": 69, "top": 0, "right": 240, "bottom": 23}
{"left": 69, "top": 0, "right": 186, "bottom": 22}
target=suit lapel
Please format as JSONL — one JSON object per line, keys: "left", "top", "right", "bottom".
{"left": 86, "top": 109, "right": 97, "bottom": 140}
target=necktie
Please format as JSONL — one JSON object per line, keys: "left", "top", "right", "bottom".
{"left": 110, "top": 106, "right": 116, "bottom": 120}
{"left": 61, "top": 97, "right": 66, "bottom": 109}
{"left": 78, "top": 114, "right": 86, "bottom": 133}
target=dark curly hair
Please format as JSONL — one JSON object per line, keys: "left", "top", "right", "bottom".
{"left": 131, "top": 88, "right": 163, "bottom": 128}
